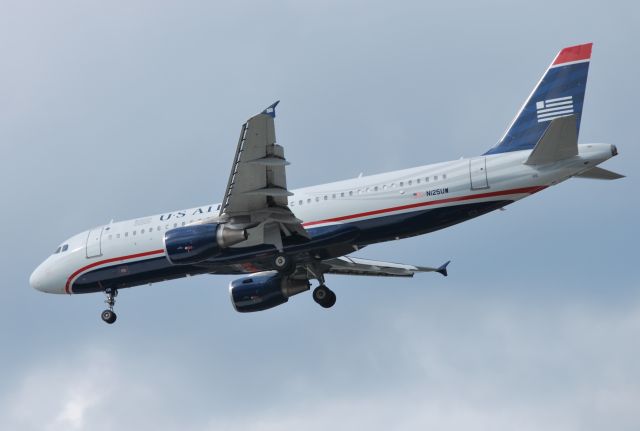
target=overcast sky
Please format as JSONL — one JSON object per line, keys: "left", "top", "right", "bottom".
{"left": 1, "top": 1, "right": 638, "bottom": 430}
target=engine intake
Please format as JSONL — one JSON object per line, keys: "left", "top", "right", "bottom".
{"left": 229, "top": 272, "right": 310, "bottom": 313}
{"left": 164, "top": 223, "right": 247, "bottom": 265}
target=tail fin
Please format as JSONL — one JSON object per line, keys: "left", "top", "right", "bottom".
{"left": 484, "top": 43, "right": 592, "bottom": 155}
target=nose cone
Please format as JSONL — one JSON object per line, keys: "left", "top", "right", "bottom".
{"left": 29, "top": 264, "right": 46, "bottom": 292}
{"left": 29, "top": 260, "right": 63, "bottom": 294}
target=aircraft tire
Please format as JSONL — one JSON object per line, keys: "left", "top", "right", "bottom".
{"left": 101, "top": 309, "right": 117, "bottom": 324}
{"left": 273, "top": 254, "right": 295, "bottom": 274}
{"left": 313, "top": 285, "right": 336, "bottom": 308}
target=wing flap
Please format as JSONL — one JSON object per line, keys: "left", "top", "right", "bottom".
{"left": 219, "top": 102, "right": 308, "bottom": 247}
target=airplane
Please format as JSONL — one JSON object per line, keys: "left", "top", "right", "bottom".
{"left": 30, "top": 43, "right": 623, "bottom": 324}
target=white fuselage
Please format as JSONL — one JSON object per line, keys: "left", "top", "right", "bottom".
{"left": 29, "top": 143, "right": 615, "bottom": 294}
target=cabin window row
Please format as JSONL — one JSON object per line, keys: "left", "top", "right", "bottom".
{"left": 106, "top": 219, "right": 203, "bottom": 240}
{"left": 289, "top": 173, "right": 448, "bottom": 206}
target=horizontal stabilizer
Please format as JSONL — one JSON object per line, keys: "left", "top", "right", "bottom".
{"left": 524, "top": 115, "right": 578, "bottom": 165}
{"left": 322, "top": 256, "right": 451, "bottom": 278}
{"left": 575, "top": 166, "right": 625, "bottom": 180}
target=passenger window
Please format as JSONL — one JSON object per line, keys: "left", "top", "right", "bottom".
{"left": 340, "top": 192, "right": 344, "bottom": 197}
{"left": 182, "top": 222, "right": 186, "bottom": 226}
{"left": 54, "top": 247, "right": 61, "bottom": 254}
{"left": 290, "top": 201, "right": 294, "bottom": 206}
{"left": 443, "top": 173, "right": 447, "bottom": 179}
{"left": 174, "top": 223, "right": 178, "bottom": 228}
{"left": 324, "top": 195, "right": 328, "bottom": 200}
{"left": 349, "top": 191, "right": 353, "bottom": 196}
{"left": 62, "top": 244, "right": 68, "bottom": 252}
{"left": 307, "top": 198, "right": 311, "bottom": 204}
{"left": 408, "top": 180, "right": 412, "bottom": 186}
{"left": 125, "top": 232, "right": 129, "bottom": 237}
{"left": 141, "top": 229, "right": 145, "bottom": 234}
{"left": 108, "top": 234, "right": 113, "bottom": 240}
{"left": 299, "top": 200, "right": 303, "bottom": 205}
{"left": 315, "top": 197, "right": 320, "bottom": 202}
{"left": 133, "top": 230, "right": 136, "bottom": 236}
{"left": 383, "top": 185, "right": 387, "bottom": 190}
{"left": 399, "top": 181, "right": 404, "bottom": 187}
{"left": 374, "top": 186, "right": 378, "bottom": 191}
{"left": 157, "top": 226, "right": 161, "bottom": 231}
{"left": 425, "top": 177, "right": 429, "bottom": 183}
{"left": 417, "top": 178, "right": 421, "bottom": 184}
{"left": 117, "top": 234, "right": 121, "bottom": 239}
{"left": 332, "top": 193, "right": 336, "bottom": 199}
{"left": 434, "top": 175, "right": 438, "bottom": 181}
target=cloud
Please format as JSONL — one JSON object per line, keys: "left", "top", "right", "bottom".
{"left": 2, "top": 293, "right": 639, "bottom": 431}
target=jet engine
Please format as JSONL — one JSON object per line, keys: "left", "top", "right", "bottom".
{"left": 229, "top": 272, "right": 310, "bottom": 312}
{"left": 164, "top": 223, "right": 247, "bottom": 265}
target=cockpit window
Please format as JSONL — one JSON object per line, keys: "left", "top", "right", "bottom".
{"left": 54, "top": 246, "right": 61, "bottom": 254}
{"left": 61, "top": 244, "right": 69, "bottom": 252}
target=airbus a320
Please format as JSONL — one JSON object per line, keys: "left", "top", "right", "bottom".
{"left": 30, "top": 43, "right": 623, "bottom": 324}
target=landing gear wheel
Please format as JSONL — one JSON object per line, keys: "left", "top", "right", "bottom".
{"left": 101, "top": 288, "right": 118, "bottom": 324}
{"left": 101, "top": 309, "right": 117, "bottom": 324}
{"left": 273, "top": 254, "right": 295, "bottom": 274}
{"left": 313, "top": 285, "right": 336, "bottom": 308}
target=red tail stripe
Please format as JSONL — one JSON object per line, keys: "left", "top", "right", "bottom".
{"left": 553, "top": 43, "right": 592, "bottom": 65}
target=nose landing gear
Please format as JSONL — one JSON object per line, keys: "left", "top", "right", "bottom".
{"left": 101, "top": 288, "right": 118, "bottom": 324}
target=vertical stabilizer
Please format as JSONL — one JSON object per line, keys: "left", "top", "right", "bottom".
{"left": 484, "top": 43, "right": 592, "bottom": 155}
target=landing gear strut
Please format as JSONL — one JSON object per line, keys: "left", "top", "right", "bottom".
{"left": 101, "top": 288, "right": 118, "bottom": 324}
{"left": 313, "top": 284, "right": 336, "bottom": 309}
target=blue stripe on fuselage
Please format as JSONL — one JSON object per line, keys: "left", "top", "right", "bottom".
{"left": 71, "top": 200, "right": 511, "bottom": 294}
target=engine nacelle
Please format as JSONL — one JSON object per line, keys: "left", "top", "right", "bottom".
{"left": 164, "top": 223, "right": 247, "bottom": 265}
{"left": 229, "top": 272, "right": 310, "bottom": 313}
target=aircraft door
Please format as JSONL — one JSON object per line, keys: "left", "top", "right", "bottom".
{"left": 86, "top": 227, "right": 104, "bottom": 258}
{"left": 469, "top": 157, "right": 489, "bottom": 190}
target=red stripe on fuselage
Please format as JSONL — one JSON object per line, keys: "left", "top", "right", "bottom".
{"left": 65, "top": 185, "right": 547, "bottom": 293}
{"left": 301, "top": 186, "right": 547, "bottom": 227}
{"left": 65, "top": 249, "right": 165, "bottom": 294}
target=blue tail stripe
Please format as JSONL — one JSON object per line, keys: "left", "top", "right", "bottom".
{"left": 484, "top": 61, "right": 590, "bottom": 155}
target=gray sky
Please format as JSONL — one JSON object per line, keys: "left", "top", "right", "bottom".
{"left": 1, "top": 1, "right": 638, "bottom": 430}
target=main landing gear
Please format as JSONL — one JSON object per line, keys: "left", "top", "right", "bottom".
{"left": 313, "top": 284, "right": 336, "bottom": 309}
{"left": 273, "top": 253, "right": 295, "bottom": 275}
{"left": 101, "top": 288, "right": 118, "bottom": 324}
{"left": 305, "top": 267, "right": 336, "bottom": 309}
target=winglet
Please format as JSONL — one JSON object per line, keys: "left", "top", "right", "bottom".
{"left": 262, "top": 101, "right": 280, "bottom": 118}
{"left": 437, "top": 260, "right": 450, "bottom": 277}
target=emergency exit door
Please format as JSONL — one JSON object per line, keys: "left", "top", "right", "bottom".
{"left": 469, "top": 157, "right": 489, "bottom": 190}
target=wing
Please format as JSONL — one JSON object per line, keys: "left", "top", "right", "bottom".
{"left": 219, "top": 102, "right": 308, "bottom": 249}
{"left": 320, "top": 256, "right": 450, "bottom": 278}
